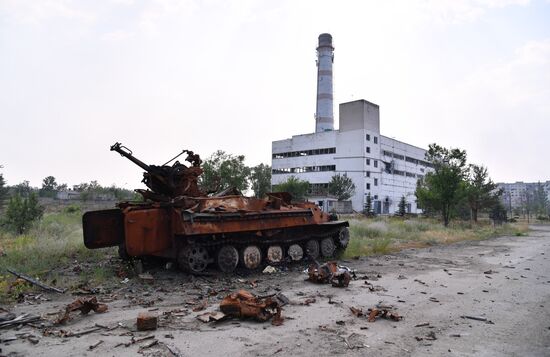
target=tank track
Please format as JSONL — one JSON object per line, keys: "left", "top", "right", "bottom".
{"left": 175, "top": 224, "right": 349, "bottom": 273}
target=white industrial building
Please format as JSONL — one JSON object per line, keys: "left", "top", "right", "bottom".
{"left": 271, "top": 34, "right": 432, "bottom": 214}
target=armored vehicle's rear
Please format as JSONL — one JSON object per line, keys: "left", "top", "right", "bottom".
{"left": 83, "top": 143, "right": 349, "bottom": 273}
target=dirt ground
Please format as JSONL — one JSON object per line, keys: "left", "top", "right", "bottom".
{"left": 2, "top": 225, "right": 550, "bottom": 357}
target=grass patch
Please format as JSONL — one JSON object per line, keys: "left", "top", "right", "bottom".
{"left": 0, "top": 211, "right": 116, "bottom": 301}
{"left": 343, "top": 217, "right": 529, "bottom": 259}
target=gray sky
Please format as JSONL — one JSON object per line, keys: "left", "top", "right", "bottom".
{"left": 1, "top": 0, "right": 549, "bottom": 189}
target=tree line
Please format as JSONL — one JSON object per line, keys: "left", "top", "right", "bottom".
{"left": 0, "top": 173, "right": 137, "bottom": 234}
{"left": 415, "top": 144, "right": 509, "bottom": 226}
{"left": 198, "top": 150, "right": 356, "bottom": 201}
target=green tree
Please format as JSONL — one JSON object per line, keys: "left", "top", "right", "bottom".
{"left": 12, "top": 180, "right": 32, "bottom": 197}
{"left": 0, "top": 173, "right": 8, "bottom": 208}
{"left": 465, "top": 165, "right": 500, "bottom": 222}
{"left": 40, "top": 175, "right": 58, "bottom": 197}
{"left": 415, "top": 144, "right": 468, "bottom": 227}
{"left": 273, "top": 176, "right": 310, "bottom": 202}
{"left": 489, "top": 200, "right": 508, "bottom": 225}
{"left": 1, "top": 192, "right": 44, "bottom": 234}
{"left": 397, "top": 195, "right": 407, "bottom": 216}
{"left": 364, "top": 192, "right": 373, "bottom": 216}
{"left": 199, "top": 151, "right": 251, "bottom": 193}
{"left": 328, "top": 173, "right": 356, "bottom": 201}
{"left": 250, "top": 163, "right": 272, "bottom": 198}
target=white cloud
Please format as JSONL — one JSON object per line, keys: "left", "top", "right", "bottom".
{"left": 415, "top": 0, "right": 530, "bottom": 24}
{"left": 101, "top": 29, "right": 134, "bottom": 42}
{"left": 138, "top": 0, "right": 198, "bottom": 36}
{"left": 459, "top": 38, "right": 550, "bottom": 109}
{"left": 0, "top": 0, "right": 95, "bottom": 25}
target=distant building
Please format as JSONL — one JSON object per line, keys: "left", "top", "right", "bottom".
{"left": 497, "top": 181, "right": 550, "bottom": 212}
{"left": 56, "top": 190, "right": 81, "bottom": 200}
{"left": 271, "top": 34, "right": 432, "bottom": 214}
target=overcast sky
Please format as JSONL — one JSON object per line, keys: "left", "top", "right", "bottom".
{"left": 1, "top": 0, "right": 549, "bottom": 189}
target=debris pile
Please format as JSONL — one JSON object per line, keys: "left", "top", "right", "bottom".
{"left": 349, "top": 304, "right": 402, "bottom": 323}
{"left": 307, "top": 261, "right": 351, "bottom": 288}
{"left": 219, "top": 290, "right": 284, "bottom": 325}
{"left": 55, "top": 297, "right": 108, "bottom": 324}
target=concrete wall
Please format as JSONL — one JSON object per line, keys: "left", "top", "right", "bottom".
{"left": 272, "top": 99, "right": 430, "bottom": 214}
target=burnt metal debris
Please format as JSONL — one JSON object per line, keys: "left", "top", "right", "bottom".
{"left": 307, "top": 261, "right": 352, "bottom": 288}
{"left": 83, "top": 143, "right": 349, "bottom": 273}
{"left": 56, "top": 297, "right": 108, "bottom": 325}
{"left": 220, "top": 290, "right": 284, "bottom": 325}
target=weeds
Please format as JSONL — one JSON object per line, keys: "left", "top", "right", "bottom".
{"left": 0, "top": 211, "right": 115, "bottom": 301}
{"left": 343, "top": 217, "right": 529, "bottom": 258}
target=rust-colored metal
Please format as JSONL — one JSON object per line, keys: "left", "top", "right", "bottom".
{"left": 83, "top": 143, "right": 349, "bottom": 273}
{"left": 307, "top": 261, "right": 351, "bottom": 287}
{"left": 367, "top": 308, "right": 402, "bottom": 323}
{"left": 56, "top": 297, "right": 108, "bottom": 324}
{"left": 220, "top": 290, "right": 283, "bottom": 325}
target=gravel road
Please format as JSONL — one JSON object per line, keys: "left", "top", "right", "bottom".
{"left": 2, "top": 225, "right": 549, "bottom": 356}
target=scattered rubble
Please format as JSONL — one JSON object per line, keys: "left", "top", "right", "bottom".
{"left": 137, "top": 311, "right": 158, "bottom": 331}
{"left": 55, "top": 297, "right": 108, "bottom": 324}
{"left": 367, "top": 307, "right": 402, "bottom": 323}
{"left": 196, "top": 311, "right": 226, "bottom": 323}
{"left": 307, "top": 261, "right": 351, "bottom": 288}
{"left": 7, "top": 268, "right": 65, "bottom": 293}
{"left": 219, "top": 290, "right": 283, "bottom": 325}
{"left": 263, "top": 266, "right": 278, "bottom": 274}
{"left": 0, "top": 313, "right": 41, "bottom": 329}
{"left": 461, "top": 315, "right": 494, "bottom": 324}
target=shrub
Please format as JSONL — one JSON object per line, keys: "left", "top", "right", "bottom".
{"left": 1, "top": 193, "right": 44, "bottom": 234}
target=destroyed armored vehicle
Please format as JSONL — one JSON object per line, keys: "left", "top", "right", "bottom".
{"left": 83, "top": 143, "right": 349, "bottom": 273}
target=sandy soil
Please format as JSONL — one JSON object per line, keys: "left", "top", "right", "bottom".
{"left": 1, "top": 225, "right": 549, "bottom": 357}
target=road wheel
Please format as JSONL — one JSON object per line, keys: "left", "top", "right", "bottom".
{"left": 320, "top": 237, "right": 336, "bottom": 258}
{"left": 337, "top": 227, "right": 350, "bottom": 248}
{"left": 178, "top": 245, "right": 209, "bottom": 273}
{"left": 266, "top": 245, "right": 284, "bottom": 264}
{"left": 305, "top": 240, "right": 320, "bottom": 260}
{"left": 217, "top": 245, "right": 239, "bottom": 273}
{"left": 241, "top": 245, "right": 262, "bottom": 270}
{"left": 288, "top": 244, "right": 304, "bottom": 261}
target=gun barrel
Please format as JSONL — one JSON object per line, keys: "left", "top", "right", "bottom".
{"left": 110, "top": 142, "right": 151, "bottom": 172}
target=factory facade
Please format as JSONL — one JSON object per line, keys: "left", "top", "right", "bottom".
{"left": 271, "top": 34, "right": 432, "bottom": 214}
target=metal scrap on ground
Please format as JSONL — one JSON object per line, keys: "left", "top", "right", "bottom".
{"left": 349, "top": 305, "right": 402, "bottom": 323}
{"left": 219, "top": 290, "right": 284, "bottom": 325}
{"left": 307, "top": 261, "right": 351, "bottom": 288}
{"left": 55, "top": 297, "right": 108, "bottom": 324}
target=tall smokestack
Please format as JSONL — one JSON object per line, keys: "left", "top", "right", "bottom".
{"left": 315, "top": 33, "right": 334, "bottom": 132}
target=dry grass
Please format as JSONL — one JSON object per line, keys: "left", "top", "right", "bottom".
{"left": 0, "top": 209, "right": 116, "bottom": 301}
{"left": 343, "top": 216, "right": 529, "bottom": 258}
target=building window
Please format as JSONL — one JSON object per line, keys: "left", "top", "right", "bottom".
{"left": 366, "top": 134, "right": 370, "bottom": 141}
{"left": 272, "top": 147, "right": 336, "bottom": 159}
{"left": 373, "top": 160, "right": 378, "bottom": 168}
{"left": 366, "top": 171, "right": 370, "bottom": 178}
{"left": 374, "top": 136, "right": 378, "bottom": 144}
{"left": 374, "top": 178, "right": 378, "bottom": 186}
{"left": 366, "top": 158, "right": 370, "bottom": 165}
{"left": 374, "top": 195, "right": 378, "bottom": 199}
{"left": 366, "top": 146, "right": 370, "bottom": 154}
{"left": 366, "top": 183, "right": 370, "bottom": 190}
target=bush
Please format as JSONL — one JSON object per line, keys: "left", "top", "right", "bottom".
{"left": 1, "top": 193, "right": 44, "bottom": 234}
{"left": 63, "top": 204, "right": 81, "bottom": 214}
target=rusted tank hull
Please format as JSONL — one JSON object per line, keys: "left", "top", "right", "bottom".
{"left": 84, "top": 143, "right": 349, "bottom": 273}
{"left": 83, "top": 198, "right": 349, "bottom": 272}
